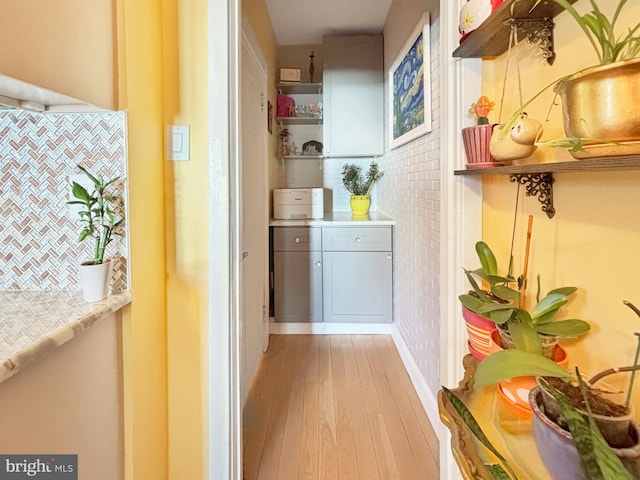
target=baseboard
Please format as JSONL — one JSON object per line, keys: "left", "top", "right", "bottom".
{"left": 269, "top": 321, "right": 393, "bottom": 335}
{"left": 391, "top": 324, "right": 442, "bottom": 442}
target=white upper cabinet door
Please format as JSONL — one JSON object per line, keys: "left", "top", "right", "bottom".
{"left": 322, "top": 35, "right": 384, "bottom": 157}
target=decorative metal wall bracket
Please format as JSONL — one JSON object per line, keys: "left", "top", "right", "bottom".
{"left": 509, "top": 173, "right": 555, "bottom": 218}
{"left": 507, "top": 17, "right": 556, "bottom": 65}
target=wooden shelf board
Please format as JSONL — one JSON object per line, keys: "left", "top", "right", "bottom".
{"left": 276, "top": 83, "right": 322, "bottom": 94}
{"left": 281, "top": 155, "right": 324, "bottom": 160}
{"left": 454, "top": 156, "right": 640, "bottom": 176}
{"left": 452, "top": 0, "right": 578, "bottom": 59}
{"left": 276, "top": 116, "right": 322, "bottom": 125}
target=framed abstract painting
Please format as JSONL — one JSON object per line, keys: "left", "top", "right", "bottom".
{"left": 389, "top": 12, "right": 431, "bottom": 149}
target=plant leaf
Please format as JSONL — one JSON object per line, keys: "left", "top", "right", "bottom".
{"left": 490, "top": 308, "right": 514, "bottom": 325}
{"left": 547, "top": 286, "right": 577, "bottom": 297}
{"left": 459, "top": 294, "right": 485, "bottom": 314}
{"left": 491, "top": 285, "right": 521, "bottom": 302}
{"left": 485, "top": 464, "right": 513, "bottom": 480}
{"left": 535, "top": 319, "right": 591, "bottom": 337}
{"left": 442, "top": 387, "right": 519, "bottom": 480}
{"left": 509, "top": 320, "right": 542, "bottom": 354}
{"left": 474, "top": 350, "right": 570, "bottom": 388}
{"left": 476, "top": 241, "right": 498, "bottom": 276}
{"left": 531, "top": 293, "right": 568, "bottom": 321}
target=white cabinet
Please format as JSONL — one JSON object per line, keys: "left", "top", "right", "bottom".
{"left": 271, "top": 225, "right": 393, "bottom": 324}
{"left": 322, "top": 35, "right": 384, "bottom": 157}
{"left": 276, "top": 83, "right": 323, "bottom": 160}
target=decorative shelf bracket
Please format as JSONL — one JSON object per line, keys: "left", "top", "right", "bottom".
{"left": 507, "top": 17, "right": 555, "bottom": 65}
{"left": 509, "top": 173, "right": 555, "bottom": 218}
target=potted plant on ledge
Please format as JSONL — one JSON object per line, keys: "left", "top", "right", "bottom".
{"left": 341, "top": 161, "right": 384, "bottom": 216}
{"left": 67, "top": 164, "right": 125, "bottom": 302}
{"left": 502, "top": 0, "right": 640, "bottom": 158}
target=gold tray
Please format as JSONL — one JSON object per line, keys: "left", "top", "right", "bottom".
{"left": 438, "top": 355, "right": 552, "bottom": 480}
{"left": 571, "top": 141, "right": 640, "bottom": 159}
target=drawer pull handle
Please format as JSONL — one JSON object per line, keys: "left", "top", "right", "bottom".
{"left": 316, "top": 261, "right": 321, "bottom": 267}
{"left": 355, "top": 237, "right": 361, "bottom": 243}
{"left": 295, "top": 237, "right": 300, "bottom": 243}
{"left": 386, "top": 253, "right": 392, "bottom": 260}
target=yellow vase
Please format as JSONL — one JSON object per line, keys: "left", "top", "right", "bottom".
{"left": 350, "top": 195, "right": 370, "bottom": 216}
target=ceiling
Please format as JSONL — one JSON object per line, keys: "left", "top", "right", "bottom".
{"left": 265, "top": 0, "right": 394, "bottom": 45}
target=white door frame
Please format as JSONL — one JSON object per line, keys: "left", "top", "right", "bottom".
{"left": 240, "top": 16, "right": 269, "bottom": 405}
{"left": 208, "top": 0, "right": 241, "bottom": 478}
{"left": 439, "top": 0, "right": 483, "bottom": 479}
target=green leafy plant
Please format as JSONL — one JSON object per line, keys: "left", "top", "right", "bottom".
{"left": 522, "top": 0, "right": 640, "bottom": 65}
{"left": 501, "top": 1, "right": 640, "bottom": 150}
{"left": 442, "top": 387, "right": 519, "bottom": 480}
{"left": 341, "top": 161, "right": 384, "bottom": 196}
{"left": 541, "top": 374, "right": 635, "bottom": 479}
{"left": 67, "top": 164, "right": 125, "bottom": 265}
{"left": 460, "top": 241, "right": 590, "bottom": 355}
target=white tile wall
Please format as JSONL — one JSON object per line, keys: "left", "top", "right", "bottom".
{"left": 0, "top": 110, "right": 129, "bottom": 291}
{"left": 379, "top": 11, "right": 441, "bottom": 395}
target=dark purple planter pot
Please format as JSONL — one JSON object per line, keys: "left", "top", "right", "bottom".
{"left": 529, "top": 387, "right": 640, "bottom": 479}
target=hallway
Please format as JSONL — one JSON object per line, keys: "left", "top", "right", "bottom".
{"left": 242, "top": 334, "right": 439, "bottom": 479}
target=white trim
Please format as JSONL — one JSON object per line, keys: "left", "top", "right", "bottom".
{"left": 270, "top": 320, "right": 392, "bottom": 335}
{"left": 390, "top": 324, "right": 440, "bottom": 440}
{"left": 439, "top": 0, "right": 484, "bottom": 478}
{"left": 208, "top": 0, "right": 241, "bottom": 478}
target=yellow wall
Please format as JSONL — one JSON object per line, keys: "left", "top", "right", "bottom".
{"left": 116, "top": 0, "right": 168, "bottom": 478}
{"left": 242, "top": 0, "right": 279, "bottom": 212}
{"left": 163, "top": 0, "right": 209, "bottom": 478}
{"left": 481, "top": 1, "right": 640, "bottom": 405}
{"left": 0, "top": 0, "right": 115, "bottom": 109}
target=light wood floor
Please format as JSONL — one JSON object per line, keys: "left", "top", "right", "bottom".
{"left": 242, "top": 334, "right": 439, "bottom": 480}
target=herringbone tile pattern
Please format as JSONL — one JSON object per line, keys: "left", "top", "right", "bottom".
{"left": 0, "top": 110, "right": 128, "bottom": 291}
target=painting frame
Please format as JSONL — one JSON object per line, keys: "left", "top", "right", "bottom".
{"left": 389, "top": 12, "right": 431, "bottom": 150}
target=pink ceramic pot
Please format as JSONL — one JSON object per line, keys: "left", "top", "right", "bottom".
{"left": 462, "top": 306, "right": 497, "bottom": 359}
{"left": 461, "top": 124, "right": 503, "bottom": 168}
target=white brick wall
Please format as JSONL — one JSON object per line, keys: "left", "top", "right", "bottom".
{"left": 379, "top": 9, "right": 441, "bottom": 395}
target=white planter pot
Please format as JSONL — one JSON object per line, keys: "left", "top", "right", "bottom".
{"left": 78, "top": 259, "right": 113, "bottom": 303}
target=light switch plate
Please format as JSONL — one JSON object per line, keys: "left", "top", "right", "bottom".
{"left": 168, "top": 125, "right": 190, "bottom": 161}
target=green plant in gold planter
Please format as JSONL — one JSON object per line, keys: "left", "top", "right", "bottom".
{"left": 504, "top": 0, "right": 640, "bottom": 156}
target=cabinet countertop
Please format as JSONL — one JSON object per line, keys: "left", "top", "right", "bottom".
{"left": 269, "top": 211, "right": 395, "bottom": 227}
{"left": 0, "top": 290, "right": 133, "bottom": 384}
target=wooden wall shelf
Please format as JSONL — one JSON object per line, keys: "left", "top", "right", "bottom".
{"left": 455, "top": 156, "right": 640, "bottom": 219}
{"left": 454, "top": 156, "right": 640, "bottom": 176}
{"left": 452, "top": 0, "right": 578, "bottom": 62}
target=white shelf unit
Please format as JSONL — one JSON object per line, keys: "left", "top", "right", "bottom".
{"left": 276, "top": 83, "right": 323, "bottom": 160}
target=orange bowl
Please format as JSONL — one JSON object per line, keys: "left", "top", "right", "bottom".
{"left": 489, "top": 330, "right": 569, "bottom": 418}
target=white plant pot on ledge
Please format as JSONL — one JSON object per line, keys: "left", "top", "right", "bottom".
{"left": 78, "top": 259, "right": 113, "bottom": 303}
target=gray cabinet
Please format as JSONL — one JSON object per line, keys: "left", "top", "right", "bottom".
{"left": 322, "top": 227, "right": 392, "bottom": 323}
{"left": 272, "top": 225, "right": 393, "bottom": 324}
{"left": 273, "top": 227, "right": 323, "bottom": 323}
{"left": 322, "top": 35, "right": 384, "bottom": 157}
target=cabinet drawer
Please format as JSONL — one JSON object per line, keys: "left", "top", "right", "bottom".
{"left": 273, "top": 227, "right": 322, "bottom": 251}
{"left": 322, "top": 226, "right": 391, "bottom": 251}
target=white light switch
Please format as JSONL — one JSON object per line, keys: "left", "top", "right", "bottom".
{"left": 169, "top": 125, "right": 190, "bottom": 161}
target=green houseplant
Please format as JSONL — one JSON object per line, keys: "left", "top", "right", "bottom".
{"left": 503, "top": 0, "right": 640, "bottom": 157}
{"left": 68, "top": 164, "right": 125, "bottom": 302}
{"left": 341, "top": 161, "right": 384, "bottom": 215}
{"left": 459, "top": 241, "right": 590, "bottom": 358}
